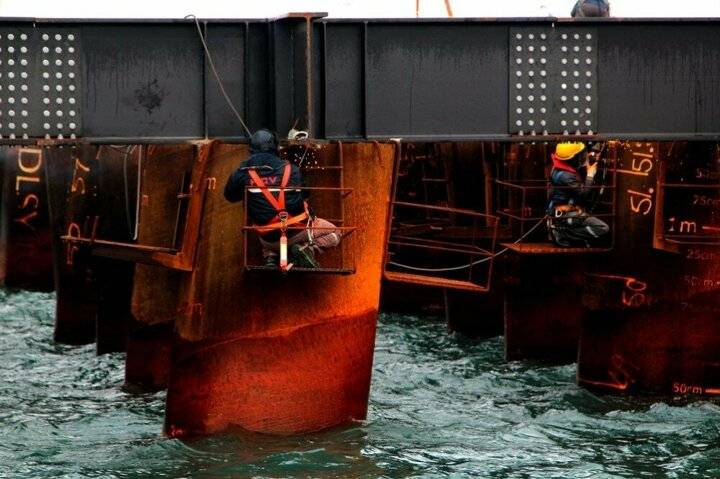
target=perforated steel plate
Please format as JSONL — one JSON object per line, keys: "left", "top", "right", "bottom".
{"left": 509, "top": 27, "right": 598, "bottom": 136}
{"left": 0, "top": 27, "right": 81, "bottom": 139}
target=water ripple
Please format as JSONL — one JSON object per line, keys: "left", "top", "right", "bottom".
{"left": 1, "top": 289, "right": 720, "bottom": 478}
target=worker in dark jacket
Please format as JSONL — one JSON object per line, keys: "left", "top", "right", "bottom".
{"left": 224, "top": 129, "right": 341, "bottom": 268}
{"left": 547, "top": 142, "right": 609, "bottom": 247}
{"left": 571, "top": 0, "right": 610, "bottom": 17}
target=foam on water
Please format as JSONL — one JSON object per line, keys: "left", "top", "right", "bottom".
{"left": 1, "top": 288, "right": 719, "bottom": 478}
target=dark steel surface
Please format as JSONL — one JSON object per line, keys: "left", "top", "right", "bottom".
{"left": 82, "top": 24, "right": 204, "bottom": 139}
{"left": 321, "top": 23, "right": 365, "bottom": 138}
{"left": 203, "top": 24, "right": 247, "bottom": 137}
{"left": 0, "top": 18, "right": 717, "bottom": 142}
{"left": 363, "top": 23, "right": 508, "bottom": 138}
{"left": 598, "top": 25, "right": 720, "bottom": 136}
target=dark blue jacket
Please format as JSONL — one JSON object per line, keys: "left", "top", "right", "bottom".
{"left": 224, "top": 152, "right": 306, "bottom": 226}
{"left": 571, "top": 0, "right": 610, "bottom": 17}
{"left": 549, "top": 156, "right": 593, "bottom": 208}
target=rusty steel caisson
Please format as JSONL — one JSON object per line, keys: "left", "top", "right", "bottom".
{"left": 115, "top": 142, "right": 395, "bottom": 435}
{"left": 0, "top": 147, "right": 53, "bottom": 292}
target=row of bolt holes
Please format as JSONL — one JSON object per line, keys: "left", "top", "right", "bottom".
{"left": 513, "top": 65, "right": 593, "bottom": 80}
{"left": 517, "top": 93, "right": 593, "bottom": 102}
{"left": 515, "top": 32, "right": 593, "bottom": 41}
{"left": 515, "top": 118, "right": 592, "bottom": 127}
{"left": 517, "top": 131, "right": 593, "bottom": 136}
{"left": 0, "top": 33, "right": 75, "bottom": 41}
{"left": 0, "top": 121, "right": 77, "bottom": 131}
{"left": 43, "top": 33, "right": 76, "bottom": 42}
{"left": 0, "top": 52, "right": 76, "bottom": 66}
{"left": 1, "top": 83, "right": 76, "bottom": 95}
{"left": 516, "top": 73, "right": 593, "bottom": 87}
{"left": 0, "top": 104, "right": 77, "bottom": 128}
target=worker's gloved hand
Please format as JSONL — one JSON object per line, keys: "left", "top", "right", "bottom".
{"left": 555, "top": 204, "right": 586, "bottom": 219}
{"left": 555, "top": 204, "right": 577, "bottom": 214}
{"left": 586, "top": 161, "right": 598, "bottom": 179}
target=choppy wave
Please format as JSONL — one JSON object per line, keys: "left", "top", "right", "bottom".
{"left": 1, "top": 289, "right": 719, "bottom": 478}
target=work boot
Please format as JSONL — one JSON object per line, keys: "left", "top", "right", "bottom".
{"left": 290, "top": 244, "right": 320, "bottom": 268}
{"left": 264, "top": 255, "right": 279, "bottom": 268}
{"left": 549, "top": 227, "right": 571, "bottom": 247}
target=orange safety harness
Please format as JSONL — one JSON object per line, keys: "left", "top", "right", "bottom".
{"left": 247, "top": 163, "right": 309, "bottom": 271}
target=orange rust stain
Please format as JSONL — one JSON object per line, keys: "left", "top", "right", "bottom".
{"left": 165, "top": 309, "right": 377, "bottom": 436}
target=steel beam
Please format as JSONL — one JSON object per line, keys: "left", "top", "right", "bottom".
{"left": 0, "top": 17, "right": 716, "bottom": 142}
{"left": 318, "top": 18, "right": 720, "bottom": 141}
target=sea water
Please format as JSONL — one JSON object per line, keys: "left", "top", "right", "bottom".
{"left": 1, "top": 288, "right": 719, "bottom": 478}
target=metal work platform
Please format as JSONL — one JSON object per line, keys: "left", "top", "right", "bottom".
{"left": 501, "top": 242, "right": 611, "bottom": 254}
{"left": 246, "top": 265, "right": 355, "bottom": 275}
{"left": 0, "top": 17, "right": 716, "bottom": 143}
{"left": 383, "top": 271, "right": 489, "bottom": 293}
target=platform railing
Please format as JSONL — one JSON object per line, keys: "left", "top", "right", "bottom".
{"left": 495, "top": 170, "right": 617, "bottom": 253}
{"left": 383, "top": 201, "right": 500, "bottom": 293}
{"left": 60, "top": 141, "right": 214, "bottom": 272}
{"left": 496, "top": 180, "right": 616, "bottom": 224}
{"left": 242, "top": 185, "right": 357, "bottom": 274}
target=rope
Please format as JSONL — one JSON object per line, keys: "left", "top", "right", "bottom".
{"left": 386, "top": 216, "right": 548, "bottom": 273}
{"left": 185, "top": 14, "right": 252, "bottom": 138}
{"left": 297, "top": 144, "right": 311, "bottom": 168}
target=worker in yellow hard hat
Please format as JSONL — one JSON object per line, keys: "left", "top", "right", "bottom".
{"left": 547, "top": 142, "right": 609, "bottom": 247}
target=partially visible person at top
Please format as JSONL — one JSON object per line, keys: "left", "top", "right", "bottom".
{"left": 223, "top": 129, "right": 341, "bottom": 269}
{"left": 571, "top": 0, "right": 610, "bottom": 17}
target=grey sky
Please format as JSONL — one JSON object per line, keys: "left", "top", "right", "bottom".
{"left": 0, "top": 0, "right": 719, "bottom": 18}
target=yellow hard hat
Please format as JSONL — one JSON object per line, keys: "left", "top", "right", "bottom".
{"left": 555, "top": 142, "right": 586, "bottom": 161}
